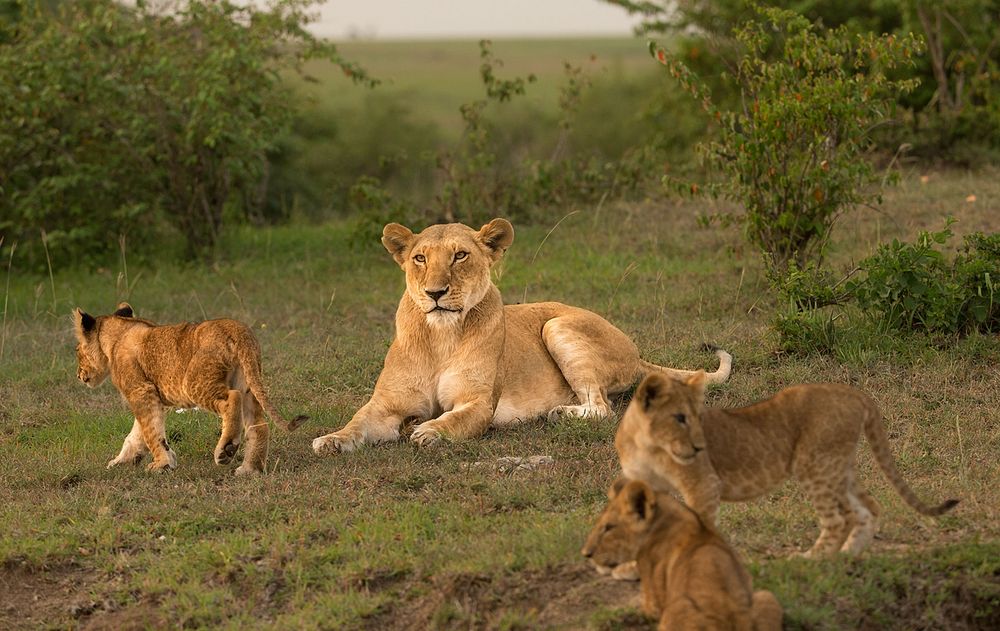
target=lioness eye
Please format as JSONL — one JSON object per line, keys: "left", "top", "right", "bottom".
{"left": 674, "top": 413, "right": 687, "bottom": 425}
{"left": 454, "top": 251, "right": 468, "bottom": 262}
{"left": 414, "top": 254, "right": 426, "bottom": 263}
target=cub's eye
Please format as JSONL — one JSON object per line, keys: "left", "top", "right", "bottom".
{"left": 454, "top": 251, "right": 468, "bottom": 262}
{"left": 674, "top": 413, "right": 687, "bottom": 425}
{"left": 602, "top": 523, "right": 614, "bottom": 533}
{"left": 413, "top": 254, "right": 426, "bottom": 264}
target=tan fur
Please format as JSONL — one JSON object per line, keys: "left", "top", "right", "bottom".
{"left": 616, "top": 372, "right": 959, "bottom": 557}
{"left": 312, "top": 219, "right": 732, "bottom": 453}
{"left": 582, "top": 478, "right": 783, "bottom": 631}
{"left": 73, "top": 303, "right": 306, "bottom": 474}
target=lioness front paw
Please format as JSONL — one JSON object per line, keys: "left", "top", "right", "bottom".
{"left": 312, "top": 431, "right": 362, "bottom": 455}
{"left": 410, "top": 423, "right": 444, "bottom": 447}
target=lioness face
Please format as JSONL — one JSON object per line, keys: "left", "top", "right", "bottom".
{"left": 381, "top": 219, "right": 514, "bottom": 325}
{"left": 72, "top": 309, "right": 109, "bottom": 387}
{"left": 628, "top": 372, "right": 708, "bottom": 466}
{"left": 582, "top": 478, "right": 654, "bottom": 574}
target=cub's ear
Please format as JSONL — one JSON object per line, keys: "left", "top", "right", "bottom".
{"left": 382, "top": 223, "right": 415, "bottom": 267}
{"left": 477, "top": 218, "right": 514, "bottom": 262}
{"left": 113, "top": 302, "right": 134, "bottom": 318}
{"left": 608, "top": 475, "right": 630, "bottom": 500}
{"left": 635, "top": 372, "right": 670, "bottom": 412}
{"left": 622, "top": 480, "right": 656, "bottom": 526}
{"left": 73, "top": 308, "right": 96, "bottom": 340}
{"left": 684, "top": 370, "right": 707, "bottom": 399}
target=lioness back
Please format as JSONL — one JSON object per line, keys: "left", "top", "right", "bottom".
{"left": 616, "top": 373, "right": 959, "bottom": 557}
{"left": 74, "top": 303, "right": 305, "bottom": 475}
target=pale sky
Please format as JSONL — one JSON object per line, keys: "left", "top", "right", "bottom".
{"left": 309, "top": 0, "right": 641, "bottom": 39}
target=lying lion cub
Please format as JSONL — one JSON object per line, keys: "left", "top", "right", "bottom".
{"left": 312, "top": 218, "right": 731, "bottom": 454}
{"left": 583, "top": 478, "right": 783, "bottom": 631}
{"left": 617, "top": 372, "right": 959, "bottom": 557}
{"left": 73, "top": 303, "right": 306, "bottom": 474}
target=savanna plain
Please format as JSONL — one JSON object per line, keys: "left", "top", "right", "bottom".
{"left": 2, "top": 40, "right": 1000, "bottom": 631}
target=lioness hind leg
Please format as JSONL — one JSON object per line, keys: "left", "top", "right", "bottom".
{"left": 107, "top": 417, "right": 149, "bottom": 469}
{"left": 541, "top": 315, "right": 638, "bottom": 420}
{"left": 751, "top": 590, "right": 783, "bottom": 631}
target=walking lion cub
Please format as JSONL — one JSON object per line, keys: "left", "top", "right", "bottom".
{"left": 583, "top": 478, "right": 783, "bottom": 630}
{"left": 617, "top": 372, "right": 958, "bottom": 557}
{"left": 73, "top": 303, "right": 306, "bottom": 474}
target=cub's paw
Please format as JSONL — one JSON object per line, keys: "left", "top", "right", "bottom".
{"left": 312, "top": 431, "right": 362, "bottom": 455}
{"left": 106, "top": 452, "right": 145, "bottom": 469}
{"left": 146, "top": 449, "right": 177, "bottom": 472}
{"left": 410, "top": 423, "right": 444, "bottom": 447}
{"left": 234, "top": 464, "right": 263, "bottom": 476}
{"left": 214, "top": 442, "right": 238, "bottom": 465}
{"left": 610, "top": 561, "right": 640, "bottom": 582}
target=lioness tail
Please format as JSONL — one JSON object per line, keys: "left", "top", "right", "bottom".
{"left": 639, "top": 345, "right": 732, "bottom": 385}
{"left": 864, "top": 405, "right": 958, "bottom": 516}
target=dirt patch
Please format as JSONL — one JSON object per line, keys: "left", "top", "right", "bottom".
{"left": 360, "top": 563, "right": 650, "bottom": 630}
{"left": 0, "top": 561, "right": 103, "bottom": 629}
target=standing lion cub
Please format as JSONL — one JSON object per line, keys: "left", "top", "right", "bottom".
{"left": 583, "top": 478, "right": 783, "bottom": 631}
{"left": 312, "top": 218, "right": 731, "bottom": 454}
{"left": 73, "top": 303, "right": 306, "bottom": 474}
{"left": 616, "top": 371, "right": 959, "bottom": 557}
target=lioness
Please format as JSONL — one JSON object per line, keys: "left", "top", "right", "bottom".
{"left": 582, "top": 478, "right": 783, "bottom": 631}
{"left": 617, "top": 371, "right": 959, "bottom": 557}
{"left": 312, "top": 218, "right": 731, "bottom": 453}
{"left": 73, "top": 303, "right": 306, "bottom": 474}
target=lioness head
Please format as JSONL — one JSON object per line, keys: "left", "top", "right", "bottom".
{"left": 72, "top": 302, "right": 134, "bottom": 387}
{"left": 581, "top": 477, "right": 657, "bottom": 574}
{"left": 381, "top": 218, "right": 513, "bottom": 326}
{"left": 622, "top": 371, "right": 709, "bottom": 466}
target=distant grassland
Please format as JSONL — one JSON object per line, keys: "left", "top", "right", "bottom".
{"left": 293, "top": 37, "right": 655, "bottom": 136}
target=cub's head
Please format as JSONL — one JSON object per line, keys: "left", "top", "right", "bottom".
{"left": 582, "top": 478, "right": 658, "bottom": 574}
{"left": 72, "top": 302, "right": 134, "bottom": 387}
{"left": 381, "top": 218, "right": 513, "bottom": 326}
{"left": 619, "top": 371, "right": 708, "bottom": 466}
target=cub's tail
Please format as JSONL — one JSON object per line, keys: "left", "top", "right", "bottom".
{"left": 235, "top": 333, "right": 307, "bottom": 432}
{"left": 639, "top": 343, "right": 732, "bottom": 385}
{"left": 864, "top": 404, "right": 958, "bottom": 516}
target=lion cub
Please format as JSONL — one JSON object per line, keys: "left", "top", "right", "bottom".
{"left": 73, "top": 303, "right": 306, "bottom": 474}
{"left": 617, "top": 372, "right": 959, "bottom": 557}
{"left": 583, "top": 478, "right": 783, "bottom": 630}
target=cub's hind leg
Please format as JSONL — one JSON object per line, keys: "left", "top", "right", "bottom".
{"left": 107, "top": 417, "right": 149, "bottom": 468}
{"left": 235, "top": 394, "right": 269, "bottom": 476}
{"left": 841, "top": 476, "right": 882, "bottom": 554}
{"left": 541, "top": 314, "right": 639, "bottom": 419}
{"left": 183, "top": 356, "right": 243, "bottom": 465}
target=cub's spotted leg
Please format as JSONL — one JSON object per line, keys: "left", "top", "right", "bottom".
{"left": 541, "top": 315, "right": 637, "bottom": 420}
{"left": 182, "top": 355, "right": 243, "bottom": 466}
{"left": 841, "top": 479, "right": 882, "bottom": 554}
{"left": 236, "top": 394, "right": 268, "bottom": 475}
{"left": 799, "top": 478, "right": 852, "bottom": 558}
{"left": 210, "top": 390, "right": 244, "bottom": 465}
{"left": 107, "top": 417, "right": 149, "bottom": 468}
{"left": 135, "top": 404, "right": 176, "bottom": 472}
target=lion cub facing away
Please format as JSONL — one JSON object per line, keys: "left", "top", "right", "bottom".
{"left": 617, "top": 372, "right": 958, "bottom": 557}
{"left": 583, "top": 478, "right": 782, "bottom": 631}
{"left": 73, "top": 303, "right": 306, "bottom": 474}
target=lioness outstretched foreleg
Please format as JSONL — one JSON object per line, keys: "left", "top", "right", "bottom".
{"left": 312, "top": 400, "right": 407, "bottom": 454}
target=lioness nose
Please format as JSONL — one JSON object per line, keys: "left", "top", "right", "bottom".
{"left": 425, "top": 287, "right": 448, "bottom": 301}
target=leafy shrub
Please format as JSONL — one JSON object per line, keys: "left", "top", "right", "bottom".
{"left": 650, "top": 6, "right": 922, "bottom": 274}
{"left": 0, "top": 0, "right": 369, "bottom": 268}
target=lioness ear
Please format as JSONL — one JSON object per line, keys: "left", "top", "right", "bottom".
{"left": 382, "top": 223, "right": 415, "bottom": 267}
{"left": 73, "top": 308, "right": 96, "bottom": 341}
{"left": 623, "top": 480, "right": 656, "bottom": 526}
{"left": 113, "top": 302, "right": 133, "bottom": 318}
{"left": 684, "top": 370, "right": 707, "bottom": 399}
{"left": 477, "top": 218, "right": 514, "bottom": 262}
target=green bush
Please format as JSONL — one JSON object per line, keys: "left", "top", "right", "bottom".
{"left": 0, "top": 0, "right": 368, "bottom": 269}
{"left": 651, "top": 6, "right": 922, "bottom": 273}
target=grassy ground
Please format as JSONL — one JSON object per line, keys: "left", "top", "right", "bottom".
{"left": 295, "top": 37, "right": 653, "bottom": 137}
{"left": 1, "top": 169, "right": 999, "bottom": 629}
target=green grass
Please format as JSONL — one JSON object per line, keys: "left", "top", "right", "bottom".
{"left": 1, "top": 170, "right": 998, "bottom": 629}
{"left": 295, "top": 37, "right": 654, "bottom": 138}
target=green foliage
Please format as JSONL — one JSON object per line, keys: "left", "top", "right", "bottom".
{"left": 652, "top": 7, "right": 922, "bottom": 273}
{"left": 0, "top": 0, "right": 370, "bottom": 269}
{"left": 849, "top": 221, "right": 1000, "bottom": 334}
